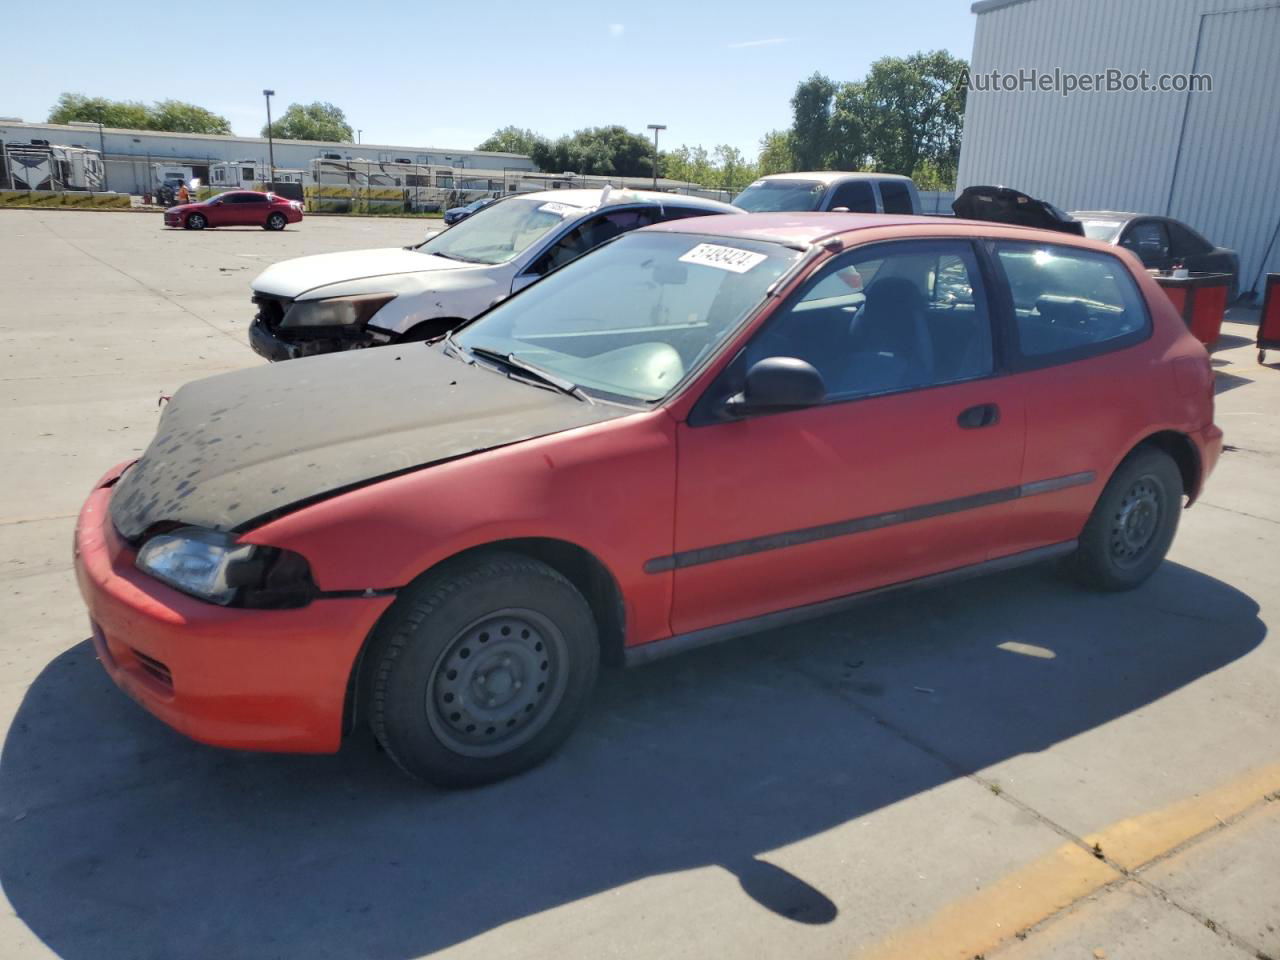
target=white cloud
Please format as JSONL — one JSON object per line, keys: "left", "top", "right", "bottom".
{"left": 727, "top": 37, "right": 789, "bottom": 49}
{"left": 608, "top": 23, "right": 625, "bottom": 38}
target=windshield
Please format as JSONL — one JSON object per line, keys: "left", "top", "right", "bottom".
{"left": 455, "top": 231, "right": 802, "bottom": 402}
{"left": 419, "top": 197, "right": 582, "bottom": 264}
{"left": 1080, "top": 219, "right": 1125, "bottom": 243}
{"left": 734, "top": 179, "right": 826, "bottom": 213}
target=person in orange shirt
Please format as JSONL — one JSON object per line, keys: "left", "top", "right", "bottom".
{"left": 177, "top": 182, "right": 190, "bottom": 204}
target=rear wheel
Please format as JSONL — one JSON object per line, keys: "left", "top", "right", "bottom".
{"left": 185, "top": 213, "right": 206, "bottom": 230}
{"left": 367, "top": 552, "right": 599, "bottom": 787}
{"left": 1069, "top": 448, "right": 1183, "bottom": 591}
{"left": 265, "top": 212, "right": 287, "bottom": 231}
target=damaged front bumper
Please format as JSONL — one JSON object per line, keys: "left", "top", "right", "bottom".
{"left": 249, "top": 294, "right": 389, "bottom": 362}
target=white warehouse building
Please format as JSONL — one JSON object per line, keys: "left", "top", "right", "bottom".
{"left": 958, "top": 0, "right": 1280, "bottom": 295}
{"left": 0, "top": 120, "right": 536, "bottom": 196}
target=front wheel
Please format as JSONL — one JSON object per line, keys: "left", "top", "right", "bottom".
{"left": 1069, "top": 448, "right": 1183, "bottom": 591}
{"left": 265, "top": 212, "right": 287, "bottom": 231}
{"left": 185, "top": 213, "right": 206, "bottom": 230}
{"left": 367, "top": 552, "right": 599, "bottom": 787}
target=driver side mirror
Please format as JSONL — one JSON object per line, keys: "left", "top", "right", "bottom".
{"left": 724, "top": 357, "right": 826, "bottom": 416}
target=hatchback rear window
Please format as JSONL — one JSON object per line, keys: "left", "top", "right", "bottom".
{"left": 995, "top": 242, "right": 1150, "bottom": 363}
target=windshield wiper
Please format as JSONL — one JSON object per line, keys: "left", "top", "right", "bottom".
{"left": 467, "top": 345, "right": 593, "bottom": 403}
{"left": 440, "top": 329, "right": 473, "bottom": 363}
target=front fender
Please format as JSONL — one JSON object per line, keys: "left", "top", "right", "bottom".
{"left": 240, "top": 410, "right": 679, "bottom": 648}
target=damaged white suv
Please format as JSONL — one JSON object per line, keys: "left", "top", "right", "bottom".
{"left": 248, "top": 188, "right": 740, "bottom": 361}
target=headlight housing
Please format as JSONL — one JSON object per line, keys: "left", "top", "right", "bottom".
{"left": 135, "top": 527, "right": 317, "bottom": 608}
{"left": 279, "top": 294, "right": 394, "bottom": 329}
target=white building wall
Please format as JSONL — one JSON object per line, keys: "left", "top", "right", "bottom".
{"left": 0, "top": 121, "right": 536, "bottom": 195}
{"left": 959, "top": 0, "right": 1280, "bottom": 293}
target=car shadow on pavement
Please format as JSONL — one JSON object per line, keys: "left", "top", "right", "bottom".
{"left": 0, "top": 560, "right": 1265, "bottom": 959}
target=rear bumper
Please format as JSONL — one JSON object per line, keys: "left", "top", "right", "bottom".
{"left": 74, "top": 476, "right": 394, "bottom": 753}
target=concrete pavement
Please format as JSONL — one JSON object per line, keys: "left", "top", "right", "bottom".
{"left": 0, "top": 209, "right": 1276, "bottom": 959}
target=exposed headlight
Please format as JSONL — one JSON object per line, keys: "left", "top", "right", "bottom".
{"left": 279, "top": 294, "right": 394, "bottom": 329}
{"left": 136, "top": 527, "right": 316, "bottom": 608}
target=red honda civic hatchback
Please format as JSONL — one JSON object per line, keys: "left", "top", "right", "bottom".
{"left": 75, "top": 213, "right": 1221, "bottom": 786}
{"left": 163, "top": 190, "right": 303, "bottom": 231}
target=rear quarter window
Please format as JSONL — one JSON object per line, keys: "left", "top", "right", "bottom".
{"left": 994, "top": 242, "right": 1151, "bottom": 366}
{"left": 879, "top": 181, "right": 914, "bottom": 214}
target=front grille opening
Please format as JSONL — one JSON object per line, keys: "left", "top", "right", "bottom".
{"left": 131, "top": 648, "right": 174, "bottom": 691}
{"left": 252, "top": 295, "right": 289, "bottom": 332}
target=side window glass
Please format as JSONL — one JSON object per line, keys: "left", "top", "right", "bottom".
{"left": 1121, "top": 221, "right": 1169, "bottom": 263}
{"left": 1167, "top": 221, "right": 1212, "bottom": 257}
{"left": 995, "top": 243, "right": 1150, "bottom": 360}
{"left": 829, "top": 181, "right": 876, "bottom": 213}
{"left": 879, "top": 181, "right": 914, "bottom": 214}
{"left": 746, "top": 241, "right": 993, "bottom": 401}
{"left": 657, "top": 206, "right": 719, "bottom": 222}
{"left": 530, "top": 209, "right": 658, "bottom": 275}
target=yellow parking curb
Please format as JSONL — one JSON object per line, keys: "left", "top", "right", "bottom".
{"left": 857, "top": 763, "right": 1280, "bottom": 960}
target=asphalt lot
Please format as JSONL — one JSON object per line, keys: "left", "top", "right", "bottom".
{"left": 0, "top": 208, "right": 1277, "bottom": 960}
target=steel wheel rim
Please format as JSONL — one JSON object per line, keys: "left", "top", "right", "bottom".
{"left": 1110, "top": 474, "right": 1163, "bottom": 568}
{"left": 425, "top": 608, "right": 569, "bottom": 758}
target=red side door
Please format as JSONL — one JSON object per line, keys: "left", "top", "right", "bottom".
{"left": 987, "top": 240, "right": 1169, "bottom": 554}
{"left": 204, "top": 195, "right": 233, "bottom": 226}
{"left": 667, "top": 238, "right": 1027, "bottom": 636}
{"left": 238, "top": 193, "right": 271, "bottom": 226}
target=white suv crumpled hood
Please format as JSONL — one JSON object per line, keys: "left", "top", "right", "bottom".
{"left": 252, "top": 247, "right": 473, "bottom": 299}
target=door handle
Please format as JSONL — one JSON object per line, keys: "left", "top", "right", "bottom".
{"left": 957, "top": 403, "right": 1000, "bottom": 429}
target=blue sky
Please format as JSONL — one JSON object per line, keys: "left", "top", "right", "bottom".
{"left": 3, "top": 1, "right": 977, "bottom": 156}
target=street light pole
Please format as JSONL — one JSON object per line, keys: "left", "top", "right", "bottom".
{"left": 263, "top": 89, "right": 276, "bottom": 186}
{"left": 357, "top": 129, "right": 362, "bottom": 144}
{"left": 647, "top": 124, "right": 666, "bottom": 189}
{"left": 97, "top": 121, "right": 109, "bottom": 192}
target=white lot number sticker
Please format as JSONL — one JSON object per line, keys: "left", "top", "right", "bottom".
{"left": 538, "top": 201, "right": 578, "bottom": 217}
{"left": 679, "top": 243, "right": 768, "bottom": 274}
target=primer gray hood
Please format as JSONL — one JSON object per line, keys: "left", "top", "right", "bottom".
{"left": 109, "top": 345, "right": 624, "bottom": 539}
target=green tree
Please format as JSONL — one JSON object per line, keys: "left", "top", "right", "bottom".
{"left": 263, "top": 102, "right": 354, "bottom": 142}
{"left": 46, "top": 93, "right": 234, "bottom": 133}
{"left": 855, "top": 51, "right": 967, "bottom": 182}
{"left": 476, "top": 126, "right": 547, "bottom": 156}
{"left": 789, "top": 73, "right": 835, "bottom": 169}
{"left": 713, "top": 144, "right": 755, "bottom": 194}
{"left": 756, "top": 130, "right": 793, "bottom": 175}
{"left": 530, "top": 126, "right": 656, "bottom": 177}
{"left": 661, "top": 144, "right": 714, "bottom": 186}
{"left": 828, "top": 81, "right": 872, "bottom": 171}
{"left": 147, "top": 100, "right": 232, "bottom": 135}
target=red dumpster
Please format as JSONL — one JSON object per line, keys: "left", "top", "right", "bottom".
{"left": 1259, "top": 273, "right": 1280, "bottom": 364}
{"left": 1154, "top": 272, "right": 1233, "bottom": 348}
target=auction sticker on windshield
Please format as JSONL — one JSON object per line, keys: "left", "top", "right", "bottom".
{"left": 538, "top": 202, "right": 579, "bottom": 217}
{"left": 679, "top": 243, "right": 768, "bottom": 273}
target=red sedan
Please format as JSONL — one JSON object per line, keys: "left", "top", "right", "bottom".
{"left": 76, "top": 213, "right": 1220, "bottom": 786}
{"left": 163, "top": 190, "right": 303, "bottom": 231}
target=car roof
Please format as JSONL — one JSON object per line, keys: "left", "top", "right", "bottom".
{"left": 644, "top": 211, "right": 1126, "bottom": 251}
{"left": 516, "top": 187, "right": 739, "bottom": 213}
{"left": 752, "top": 171, "right": 915, "bottom": 185}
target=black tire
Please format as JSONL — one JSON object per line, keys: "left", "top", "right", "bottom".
{"left": 185, "top": 213, "right": 206, "bottom": 230}
{"left": 367, "top": 552, "right": 599, "bottom": 787}
{"left": 265, "top": 212, "right": 287, "bottom": 231}
{"left": 1069, "top": 447, "right": 1184, "bottom": 591}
